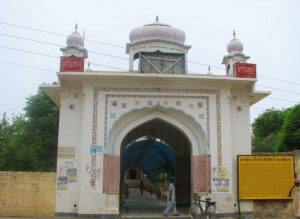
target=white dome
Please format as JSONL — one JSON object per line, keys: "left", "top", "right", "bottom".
{"left": 129, "top": 19, "right": 185, "bottom": 45}
{"left": 67, "top": 29, "right": 84, "bottom": 47}
{"left": 227, "top": 36, "right": 243, "bottom": 54}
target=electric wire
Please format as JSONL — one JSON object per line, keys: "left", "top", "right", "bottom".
{"left": 0, "top": 21, "right": 125, "bottom": 48}
{"left": 0, "top": 23, "right": 298, "bottom": 177}
{"left": 0, "top": 45, "right": 128, "bottom": 71}
{"left": 0, "top": 60, "right": 56, "bottom": 72}
{"left": 0, "top": 32, "right": 129, "bottom": 61}
{"left": 88, "top": 61, "right": 127, "bottom": 71}
{"left": 256, "top": 85, "right": 300, "bottom": 95}
{"left": 267, "top": 97, "right": 299, "bottom": 104}
{"left": 1, "top": 21, "right": 300, "bottom": 92}
{"left": 259, "top": 75, "right": 300, "bottom": 86}
{"left": 189, "top": 60, "right": 225, "bottom": 70}
{"left": 0, "top": 21, "right": 224, "bottom": 69}
{"left": 1, "top": 44, "right": 300, "bottom": 97}
{"left": 0, "top": 103, "right": 25, "bottom": 116}
{"left": 0, "top": 60, "right": 298, "bottom": 118}
{"left": 1, "top": 59, "right": 299, "bottom": 105}
{"left": 1, "top": 23, "right": 299, "bottom": 86}
{"left": 1, "top": 43, "right": 299, "bottom": 99}
{"left": 0, "top": 32, "right": 62, "bottom": 46}
{"left": 0, "top": 45, "right": 58, "bottom": 58}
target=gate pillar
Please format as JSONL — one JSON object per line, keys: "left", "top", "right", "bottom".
{"left": 192, "top": 155, "right": 211, "bottom": 193}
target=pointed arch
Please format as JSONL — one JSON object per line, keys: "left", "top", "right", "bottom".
{"left": 108, "top": 105, "right": 207, "bottom": 156}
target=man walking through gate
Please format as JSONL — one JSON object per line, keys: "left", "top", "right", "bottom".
{"left": 140, "top": 179, "right": 144, "bottom": 195}
{"left": 163, "top": 176, "right": 178, "bottom": 216}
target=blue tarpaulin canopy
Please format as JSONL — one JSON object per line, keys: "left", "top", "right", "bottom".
{"left": 121, "top": 140, "right": 175, "bottom": 174}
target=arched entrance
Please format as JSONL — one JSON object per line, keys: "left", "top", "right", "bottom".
{"left": 120, "top": 118, "right": 191, "bottom": 207}
{"left": 105, "top": 107, "right": 209, "bottom": 215}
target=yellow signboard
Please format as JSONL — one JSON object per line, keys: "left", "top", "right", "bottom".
{"left": 238, "top": 155, "right": 294, "bottom": 200}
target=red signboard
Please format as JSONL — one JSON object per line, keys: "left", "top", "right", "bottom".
{"left": 60, "top": 56, "right": 84, "bottom": 72}
{"left": 235, "top": 63, "right": 256, "bottom": 78}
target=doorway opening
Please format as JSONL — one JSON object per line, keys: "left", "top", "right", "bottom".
{"left": 120, "top": 118, "right": 191, "bottom": 216}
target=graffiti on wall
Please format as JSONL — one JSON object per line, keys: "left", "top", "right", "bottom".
{"left": 90, "top": 145, "right": 103, "bottom": 154}
{"left": 89, "top": 145, "right": 103, "bottom": 188}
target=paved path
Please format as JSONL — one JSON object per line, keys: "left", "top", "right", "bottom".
{"left": 1, "top": 188, "right": 297, "bottom": 218}
{"left": 120, "top": 188, "right": 191, "bottom": 218}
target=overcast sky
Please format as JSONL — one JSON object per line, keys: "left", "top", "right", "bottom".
{"left": 0, "top": 0, "right": 299, "bottom": 123}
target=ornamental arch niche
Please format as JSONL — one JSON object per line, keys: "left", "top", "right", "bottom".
{"left": 103, "top": 106, "right": 211, "bottom": 207}
{"left": 108, "top": 106, "right": 207, "bottom": 156}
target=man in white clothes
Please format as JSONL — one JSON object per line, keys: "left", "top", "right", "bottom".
{"left": 163, "top": 176, "right": 178, "bottom": 216}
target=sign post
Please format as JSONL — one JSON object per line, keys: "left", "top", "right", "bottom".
{"left": 237, "top": 155, "right": 294, "bottom": 200}
{"left": 235, "top": 63, "right": 256, "bottom": 78}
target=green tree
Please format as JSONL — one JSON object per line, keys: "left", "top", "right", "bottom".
{"left": 277, "top": 104, "right": 300, "bottom": 152}
{"left": 23, "top": 89, "right": 59, "bottom": 171}
{"left": 252, "top": 108, "right": 286, "bottom": 152}
{"left": 3, "top": 115, "right": 32, "bottom": 170}
{"left": 0, "top": 89, "right": 59, "bottom": 171}
{"left": 0, "top": 113, "right": 11, "bottom": 169}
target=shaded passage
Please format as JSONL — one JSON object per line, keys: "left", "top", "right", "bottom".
{"left": 121, "top": 188, "right": 190, "bottom": 218}
{"left": 121, "top": 140, "right": 175, "bottom": 175}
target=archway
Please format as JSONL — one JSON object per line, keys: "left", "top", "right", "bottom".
{"left": 121, "top": 118, "right": 191, "bottom": 207}
{"left": 105, "top": 107, "right": 209, "bottom": 215}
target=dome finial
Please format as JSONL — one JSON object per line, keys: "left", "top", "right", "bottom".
{"left": 67, "top": 24, "right": 84, "bottom": 47}
{"left": 227, "top": 30, "right": 244, "bottom": 53}
{"left": 129, "top": 18, "right": 186, "bottom": 45}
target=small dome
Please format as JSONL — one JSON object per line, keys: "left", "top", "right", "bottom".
{"left": 227, "top": 31, "right": 243, "bottom": 54}
{"left": 67, "top": 25, "right": 84, "bottom": 47}
{"left": 129, "top": 17, "right": 185, "bottom": 45}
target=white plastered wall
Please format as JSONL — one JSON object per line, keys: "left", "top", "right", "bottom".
{"left": 55, "top": 76, "right": 255, "bottom": 215}
{"left": 77, "top": 84, "right": 108, "bottom": 215}
{"left": 231, "top": 85, "right": 253, "bottom": 213}
{"left": 56, "top": 87, "right": 83, "bottom": 214}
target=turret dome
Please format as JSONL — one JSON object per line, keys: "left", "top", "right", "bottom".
{"left": 227, "top": 31, "right": 243, "bottom": 54}
{"left": 67, "top": 25, "right": 84, "bottom": 48}
{"left": 129, "top": 16, "right": 185, "bottom": 46}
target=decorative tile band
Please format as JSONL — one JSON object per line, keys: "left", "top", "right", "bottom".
{"left": 92, "top": 88, "right": 98, "bottom": 145}
{"left": 92, "top": 87, "right": 222, "bottom": 169}
{"left": 104, "top": 94, "right": 209, "bottom": 153}
{"left": 90, "top": 88, "right": 99, "bottom": 187}
{"left": 215, "top": 92, "right": 222, "bottom": 167}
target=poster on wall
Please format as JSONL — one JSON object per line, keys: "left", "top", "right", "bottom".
{"left": 238, "top": 155, "right": 294, "bottom": 200}
{"left": 212, "top": 166, "right": 229, "bottom": 192}
{"left": 57, "top": 176, "right": 68, "bottom": 190}
{"left": 67, "top": 168, "right": 77, "bottom": 182}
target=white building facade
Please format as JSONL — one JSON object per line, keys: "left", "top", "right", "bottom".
{"left": 42, "top": 20, "right": 269, "bottom": 218}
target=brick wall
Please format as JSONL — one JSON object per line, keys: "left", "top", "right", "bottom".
{"left": 0, "top": 171, "right": 56, "bottom": 217}
{"left": 253, "top": 200, "right": 293, "bottom": 218}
